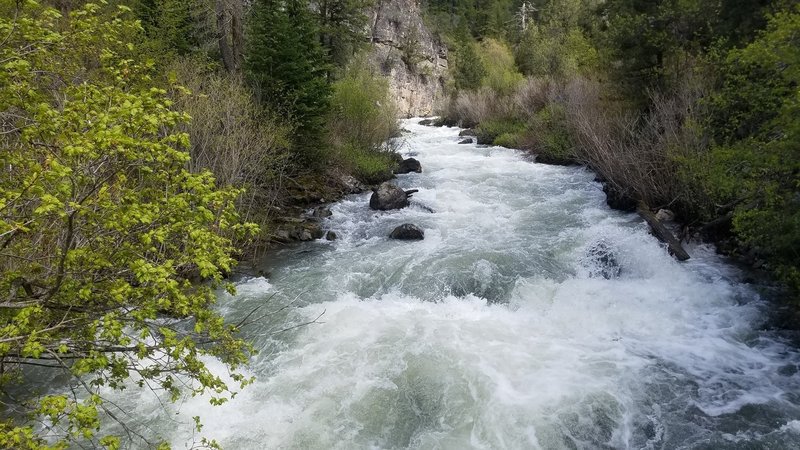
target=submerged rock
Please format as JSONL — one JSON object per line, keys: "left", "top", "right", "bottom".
{"left": 419, "top": 118, "right": 434, "bottom": 126}
{"left": 325, "top": 231, "right": 337, "bottom": 241}
{"left": 395, "top": 157, "right": 422, "bottom": 174}
{"left": 369, "top": 182, "right": 416, "bottom": 210}
{"left": 390, "top": 224, "right": 425, "bottom": 240}
{"left": 584, "top": 241, "right": 621, "bottom": 279}
{"left": 458, "top": 138, "right": 472, "bottom": 144}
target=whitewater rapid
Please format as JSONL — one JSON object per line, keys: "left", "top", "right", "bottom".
{"left": 130, "top": 119, "right": 800, "bottom": 449}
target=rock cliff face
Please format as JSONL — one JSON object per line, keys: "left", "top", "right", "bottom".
{"left": 367, "top": 0, "right": 448, "bottom": 117}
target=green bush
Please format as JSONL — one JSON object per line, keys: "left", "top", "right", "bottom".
{"left": 328, "top": 55, "right": 400, "bottom": 183}
{"left": 685, "top": 5, "right": 800, "bottom": 296}
{"left": 478, "top": 38, "right": 524, "bottom": 95}
{"left": 340, "top": 144, "right": 398, "bottom": 185}
{"left": 526, "top": 105, "right": 575, "bottom": 160}
{"left": 476, "top": 119, "right": 526, "bottom": 145}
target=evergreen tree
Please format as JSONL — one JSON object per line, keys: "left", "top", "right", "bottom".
{"left": 247, "top": 0, "right": 332, "bottom": 167}
{"left": 133, "top": 0, "right": 198, "bottom": 56}
{"left": 453, "top": 41, "right": 486, "bottom": 91}
{"left": 315, "top": 0, "right": 374, "bottom": 68}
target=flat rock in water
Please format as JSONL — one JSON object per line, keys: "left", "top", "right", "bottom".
{"left": 458, "top": 139, "right": 472, "bottom": 144}
{"left": 395, "top": 157, "right": 422, "bottom": 174}
{"left": 369, "top": 182, "right": 412, "bottom": 210}
{"left": 390, "top": 224, "right": 424, "bottom": 240}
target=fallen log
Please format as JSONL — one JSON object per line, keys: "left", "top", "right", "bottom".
{"left": 637, "top": 201, "right": 690, "bottom": 261}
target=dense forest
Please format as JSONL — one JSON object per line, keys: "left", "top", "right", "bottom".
{"left": 1, "top": 0, "right": 799, "bottom": 447}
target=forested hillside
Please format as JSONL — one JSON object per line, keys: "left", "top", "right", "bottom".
{"left": 428, "top": 0, "right": 800, "bottom": 303}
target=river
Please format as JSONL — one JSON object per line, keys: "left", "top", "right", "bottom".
{"left": 126, "top": 119, "right": 800, "bottom": 449}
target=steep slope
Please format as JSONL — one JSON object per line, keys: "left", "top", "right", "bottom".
{"left": 367, "top": 0, "right": 448, "bottom": 117}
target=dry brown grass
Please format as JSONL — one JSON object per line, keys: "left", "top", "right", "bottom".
{"left": 563, "top": 77, "right": 707, "bottom": 209}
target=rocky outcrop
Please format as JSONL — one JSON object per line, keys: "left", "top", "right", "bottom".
{"left": 395, "top": 157, "right": 422, "bottom": 174}
{"left": 367, "top": 0, "right": 448, "bottom": 117}
{"left": 390, "top": 223, "right": 425, "bottom": 240}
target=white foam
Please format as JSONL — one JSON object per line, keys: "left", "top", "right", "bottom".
{"left": 104, "top": 118, "right": 800, "bottom": 449}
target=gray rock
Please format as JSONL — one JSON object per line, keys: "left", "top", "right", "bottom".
{"left": 390, "top": 224, "right": 424, "bottom": 240}
{"left": 418, "top": 118, "right": 434, "bottom": 126}
{"left": 292, "top": 222, "right": 324, "bottom": 241}
{"left": 339, "top": 174, "right": 366, "bottom": 194}
{"left": 395, "top": 157, "right": 422, "bottom": 174}
{"left": 458, "top": 139, "right": 472, "bottom": 144}
{"left": 325, "top": 231, "right": 337, "bottom": 241}
{"left": 312, "top": 206, "right": 332, "bottom": 218}
{"left": 655, "top": 209, "right": 676, "bottom": 222}
{"left": 369, "top": 182, "right": 414, "bottom": 210}
{"left": 459, "top": 129, "right": 476, "bottom": 137}
{"left": 273, "top": 230, "right": 291, "bottom": 243}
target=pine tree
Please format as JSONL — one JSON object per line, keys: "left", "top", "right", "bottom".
{"left": 247, "top": 0, "right": 332, "bottom": 167}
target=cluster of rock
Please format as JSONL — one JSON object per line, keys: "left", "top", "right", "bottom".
{"left": 279, "top": 156, "right": 427, "bottom": 244}
{"left": 369, "top": 156, "right": 426, "bottom": 240}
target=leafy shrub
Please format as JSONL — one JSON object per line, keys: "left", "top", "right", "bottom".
{"left": 695, "top": 5, "right": 800, "bottom": 294}
{"left": 476, "top": 119, "right": 526, "bottom": 145}
{"left": 328, "top": 56, "right": 400, "bottom": 183}
{"left": 520, "top": 105, "right": 576, "bottom": 161}
{"left": 340, "top": 144, "right": 398, "bottom": 185}
{"left": 0, "top": 4, "right": 253, "bottom": 447}
{"left": 478, "top": 38, "right": 524, "bottom": 95}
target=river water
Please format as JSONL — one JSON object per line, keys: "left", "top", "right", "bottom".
{"left": 129, "top": 119, "right": 800, "bottom": 449}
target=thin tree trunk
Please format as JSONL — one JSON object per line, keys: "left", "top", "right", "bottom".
{"left": 231, "top": 0, "right": 245, "bottom": 71}
{"left": 216, "top": 0, "right": 235, "bottom": 72}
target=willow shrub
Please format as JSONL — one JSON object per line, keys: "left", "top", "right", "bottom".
{"left": 477, "top": 38, "right": 524, "bottom": 95}
{"left": 328, "top": 57, "right": 400, "bottom": 184}
{"left": 0, "top": 3, "right": 254, "bottom": 448}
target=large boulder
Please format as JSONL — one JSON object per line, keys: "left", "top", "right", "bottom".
{"left": 390, "top": 224, "right": 425, "bottom": 240}
{"left": 369, "top": 183, "right": 417, "bottom": 210}
{"left": 395, "top": 157, "right": 422, "bottom": 174}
